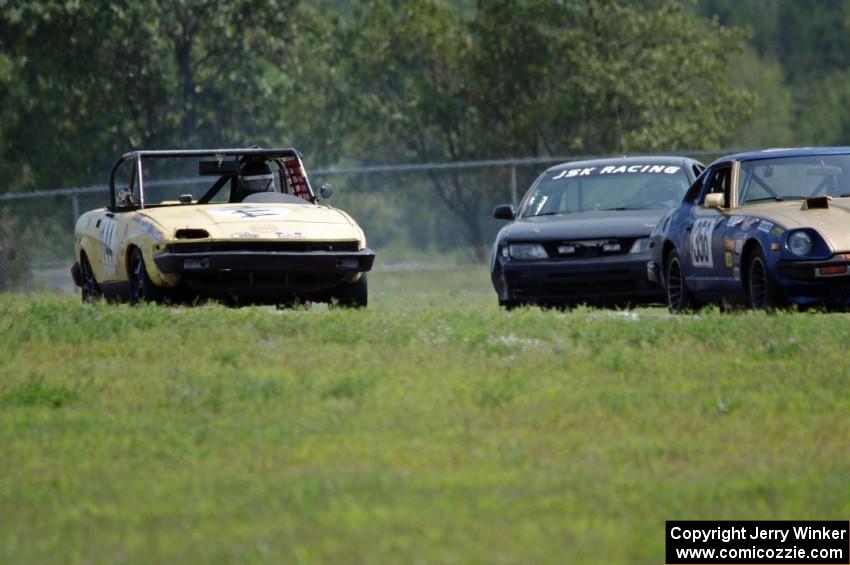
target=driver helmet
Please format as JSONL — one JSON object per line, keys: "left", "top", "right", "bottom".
{"left": 239, "top": 160, "right": 275, "bottom": 193}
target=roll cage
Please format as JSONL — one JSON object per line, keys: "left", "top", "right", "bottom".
{"left": 108, "top": 147, "right": 316, "bottom": 211}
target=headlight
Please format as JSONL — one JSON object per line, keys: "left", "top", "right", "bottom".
{"left": 629, "top": 238, "right": 650, "bottom": 254}
{"left": 787, "top": 231, "right": 813, "bottom": 256}
{"left": 508, "top": 243, "right": 548, "bottom": 260}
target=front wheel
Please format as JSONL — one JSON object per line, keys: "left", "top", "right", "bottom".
{"left": 80, "top": 256, "right": 100, "bottom": 303}
{"left": 665, "top": 249, "right": 695, "bottom": 314}
{"left": 129, "top": 248, "right": 163, "bottom": 304}
{"left": 747, "top": 247, "right": 782, "bottom": 310}
{"left": 331, "top": 274, "right": 368, "bottom": 308}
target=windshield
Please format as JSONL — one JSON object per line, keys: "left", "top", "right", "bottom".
{"left": 138, "top": 157, "right": 283, "bottom": 207}
{"left": 739, "top": 154, "right": 850, "bottom": 204}
{"left": 519, "top": 163, "right": 690, "bottom": 218}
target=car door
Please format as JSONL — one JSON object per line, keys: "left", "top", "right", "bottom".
{"left": 93, "top": 159, "right": 136, "bottom": 282}
{"left": 683, "top": 164, "right": 733, "bottom": 297}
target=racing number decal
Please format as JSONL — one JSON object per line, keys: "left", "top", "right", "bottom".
{"left": 99, "top": 217, "right": 117, "bottom": 274}
{"left": 209, "top": 207, "right": 290, "bottom": 219}
{"left": 689, "top": 218, "right": 716, "bottom": 268}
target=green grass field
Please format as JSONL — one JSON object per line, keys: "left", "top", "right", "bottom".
{"left": 2, "top": 267, "right": 849, "bottom": 564}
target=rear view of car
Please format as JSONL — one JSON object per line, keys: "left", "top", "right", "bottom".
{"left": 491, "top": 156, "right": 703, "bottom": 308}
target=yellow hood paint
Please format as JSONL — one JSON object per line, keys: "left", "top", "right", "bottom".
{"left": 138, "top": 203, "right": 362, "bottom": 242}
{"left": 738, "top": 197, "right": 850, "bottom": 252}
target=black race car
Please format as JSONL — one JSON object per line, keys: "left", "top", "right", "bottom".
{"left": 491, "top": 156, "right": 704, "bottom": 308}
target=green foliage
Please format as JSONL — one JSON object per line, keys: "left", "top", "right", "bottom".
{"left": 727, "top": 48, "right": 794, "bottom": 148}
{"left": 1, "top": 269, "right": 850, "bottom": 562}
{"left": 0, "top": 0, "right": 297, "bottom": 190}
{"left": 0, "top": 1, "right": 756, "bottom": 261}
{"left": 1, "top": 374, "right": 78, "bottom": 408}
{"left": 288, "top": 0, "right": 752, "bottom": 256}
{"left": 698, "top": 0, "right": 850, "bottom": 147}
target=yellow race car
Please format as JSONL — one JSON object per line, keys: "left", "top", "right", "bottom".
{"left": 71, "top": 148, "right": 375, "bottom": 307}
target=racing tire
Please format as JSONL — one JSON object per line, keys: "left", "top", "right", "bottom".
{"left": 665, "top": 249, "right": 695, "bottom": 314}
{"left": 747, "top": 247, "right": 782, "bottom": 310}
{"left": 499, "top": 299, "right": 521, "bottom": 310}
{"left": 332, "top": 274, "right": 368, "bottom": 308}
{"left": 80, "top": 255, "right": 101, "bottom": 303}
{"left": 129, "top": 247, "right": 164, "bottom": 305}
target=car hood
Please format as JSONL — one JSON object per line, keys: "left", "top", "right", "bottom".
{"left": 138, "top": 203, "right": 361, "bottom": 241}
{"left": 499, "top": 208, "right": 666, "bottom": 242}
{"left": 738, "top": 198, "right": 850, "bottom": 252}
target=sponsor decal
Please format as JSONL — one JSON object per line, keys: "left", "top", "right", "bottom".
{"left": 727, "top": 215, "right": 745, "bottom": 227}
{"left": 132, "top": 216, "right": 164, "bottom": 241}
{"left": 733, "top": 266, "right": 741, "bottom": 281}
{"left": 250, "top": 223, "right": 279, "bottom": 233}
{"left": 689, "top": 218, "right": 716, "bottom": 268}
{"left": 210, "top": 206, "right": 290, "bottom": 219}
{"left": 735, "top": 238, "right": 744, "bottom": 255}
{"left": 771, "top": 225, "right": 785, "bottom": 237}
{"left": 758, "top": 220, "right": 774, "bottom": 233}
{"left": 741, "top": 217, "right": 760, "bottom": 230}
{"left": 275, "top": 232, "right": 304, "bottom": 239}
{"left": 725, "top": 251, "right": 733, "bottom": 268}
{"left": 99, "top": 217, "right": 117, "bottom": 275}
{"left": 723, "top": 238, "right": 736, "bottom": 252}
{"left": 551, "top": 164, "right": 680, "bottom": 180}
{"left": 232, "top": 232, "right": 259, "bottom": 239}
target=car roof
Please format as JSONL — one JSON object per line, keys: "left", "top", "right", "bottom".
{"left": 545, "top": 155, "right": 697, "bottom": 172}
{"left": 716, "top": 147, "right": 850, "bottom": 163}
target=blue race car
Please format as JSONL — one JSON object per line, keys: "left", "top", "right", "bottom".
{"left": 648, "top": 148, "right": 850, "bottom": 312}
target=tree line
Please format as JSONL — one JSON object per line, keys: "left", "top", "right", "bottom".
{"left": 0, "top": 0, "right": 844, "bottom": 258}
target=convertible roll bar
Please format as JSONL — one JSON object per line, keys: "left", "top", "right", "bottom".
{"left": 108, "top": 147, "right": 307, "bottom": 210}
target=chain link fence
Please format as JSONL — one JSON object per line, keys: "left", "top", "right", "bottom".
{"left": 0, "top": 149, "right": 738, "bottom": 293}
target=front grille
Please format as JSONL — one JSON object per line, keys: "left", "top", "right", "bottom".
{"left": 184, "top": 272, "right": 344, "bottom": 287}
{"left": 166, "top": 241, "right": 360, "bottom": 253}
{"left": 543, "top": 280, "right": 636, "bottom": 295}
{"left": 541, "top": 238, "right": 636, "bottom": 258}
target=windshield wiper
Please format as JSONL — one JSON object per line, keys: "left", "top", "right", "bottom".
{"left": 531, "top": 212, "right": 568, "bottom": 217}
{"left": 746, "top": 196, "right": 784, "bottom": 203}
{"left": 600, "top": 207, "right": 641, "bottom": 211}
{"left": 748, "top": 195, "right": 809, "bottom": 203}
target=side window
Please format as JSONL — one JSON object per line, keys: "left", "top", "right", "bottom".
{"left": 698, "top": 166, "right": 731, "bottom": 205}
{"left": 692, "top": 164, "right": 705, "bottom": 178}
{"left": 683, "top": 170, "right": 707, "bottom": 204}
{"left": 114, "top": 160, "right": 137, "bottom": 210}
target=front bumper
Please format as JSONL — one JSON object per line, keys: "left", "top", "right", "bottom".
{"left": 647, "top": 260, "right": 661, "bottom": 283}
{"left": 496, "top": 253, "right": 662, "bottom": 304}
{"left": 154, "top": 248, "right": 375, "bottom": 275}
{"left": 776, "top": 256, "right": 850, "bottom": 304}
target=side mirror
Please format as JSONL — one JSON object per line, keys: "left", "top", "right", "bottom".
{"left": 493, "top": 204, "right": 516, "bottom": 220}
{"left": 703, "top": 192, "right": 725, "bottom": 209}
{"left": 319, "top": 183, "right": 333, "bottom": 200}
